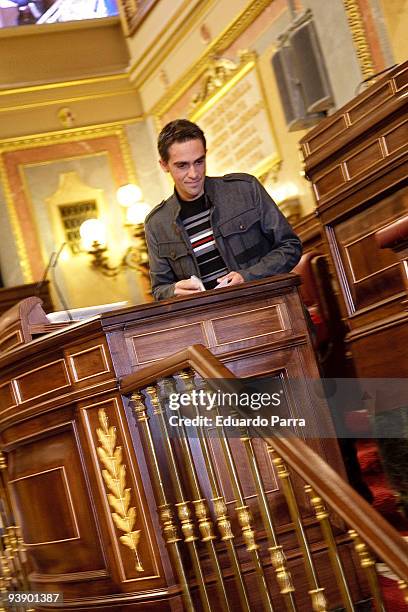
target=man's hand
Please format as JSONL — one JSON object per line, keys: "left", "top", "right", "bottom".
{"left": 174, "top": 277, "right": 204, "bottom": 296}
{"left": 216, "top": 271, "right": 244, "bottom": 287}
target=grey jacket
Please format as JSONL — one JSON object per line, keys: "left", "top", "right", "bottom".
{"left": 144, "top": 173, "right": 302, "bottom": 300}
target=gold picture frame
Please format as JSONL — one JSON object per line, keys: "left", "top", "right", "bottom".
{"left": 189, "top": 52, "right": 281, "bottom": 181}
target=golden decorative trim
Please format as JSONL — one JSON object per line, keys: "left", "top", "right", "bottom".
{"left": 189, "top": 53, "right": 247, "bottom": 112}
{"left": 0, "top": 122, "right": 139, "bottom": 284}
{"left": 0, "top": 119, "right": 141, "bottom": 151}
{"left": 308, "top": 588, "right": 328, "bottom": 612}
{"left": 0, "top": 89, "right": 138, "bottom": 115}
{"left": 0, "top": 72, "right": 128, "bottom": 98}
{"left": 96, "top": 408, "right": 144, "bottom": 572}
{"left": 342, "top": 0, "right": 375, "bottom": 79}
{"left": 151, "top": 0, "right": 274, "bottom": 118}
{"left": 305, "top": 485, "right": 354, "bottom": 612}
{"left": 0, "top": 155, "right": 32, "bottom": 282}
{"left": 269, "top": 546, "right": 295, "bottom": 595}
{"left": 117, "top": 126, "right": 139, "bottom": 185}
{"left": 189, "top": 51, "right": 281, "bottom": 181}
{"left": 190, "top": 50, "right": 255, "bottom": 120}
{"left": 129, "top": 0, "right": 217, "bottom": 84}
{"left": 0, "top": 73, "right": 128, "bottom": 98}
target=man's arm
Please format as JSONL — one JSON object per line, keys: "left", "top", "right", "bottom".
{"left": 145, "top": 223, "right": 203, "bottom": 300}
{"left": 238, "top": 177, "right": 302, "bottom": 282}
{"left": 144, "top": 224, "right": 176, "bottom": 300}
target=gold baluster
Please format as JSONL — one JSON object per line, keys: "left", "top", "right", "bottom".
{"left": 131, "top": 391, "right": 195, "bottom": 612}
{"left": 2, "top": 532, "right": 17, "bottom": 589}
{"left": 8, "top": 526, "right": 30, "bottom": 593}
{"left": 349, "top": 530, "right": 385, "bottom": 612}
{"left": 173, "top": 371, "right": 237, "bottom": 612}
{"left": 145, "top": 383, "right": 212, "bottom": 612}
{"left": 180, "top": 371, "right": 252, "bottom": 612}
{"left": 305, "top": 485, "right": 354, "bottom": 611}
{"left": 397, "top": 580, "right": 408, "bottom": 604}
{"left": 241, "top": 432, "right": 297, "bottom": 611}
{"left": 209, "top": 394, "right": 275, "bottom": 611}
{"left": 269, "top": 449, "right": 328, "bottom": 612}
{"left": 0, "top": 551, "right": 11, "bottom": 612}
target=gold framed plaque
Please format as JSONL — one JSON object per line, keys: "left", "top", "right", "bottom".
{"left": 189, "top": 53, "right": 281, "bottom": 180}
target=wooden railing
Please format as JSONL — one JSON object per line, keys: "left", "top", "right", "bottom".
{"left": 120, "top": 344, "right": 408, "bottom": 611}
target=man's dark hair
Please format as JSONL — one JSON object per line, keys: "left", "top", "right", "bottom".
{"left": 158, "top": 119, "right": 206, "bottom": 162}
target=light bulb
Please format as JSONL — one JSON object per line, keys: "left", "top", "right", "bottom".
{"left": 80, "top": 219, "right": 107, "bottom": 250}
{"left": 117, "top": 184, "right": 142, "bottom": 207}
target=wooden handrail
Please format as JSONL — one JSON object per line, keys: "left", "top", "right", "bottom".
{"left": 119, "top": 344, "right": 408, "bottom": 583}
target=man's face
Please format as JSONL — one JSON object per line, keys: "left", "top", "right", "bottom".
{"left": 160, "top": 138, "right": 206, "bottom": 201}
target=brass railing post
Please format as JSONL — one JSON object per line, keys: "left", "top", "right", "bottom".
{"left": 269, "top": 448, "right": 328, "bottom": 612}
{"left": 349, "top": 530, "right": 385, "bottom": 612}
{"left": 144, "top": 385, "right": 212, "bottom": 612}
{"left": 164, "top": 373, "right": 231, "bottom": 612}
{"left": 305, "top": 485, "right": 354, "bottom": 612}
{"left": 182, "top": 372, "right": 253, "bottom": 612}
{"left": 241, "top": 432, "right": 297, "bottom": 611}
{"left": 131, "top": 391, "right": 196, "bottom": 612}
{"left": 209, "top": 397, "right": 275, "bottom": 611}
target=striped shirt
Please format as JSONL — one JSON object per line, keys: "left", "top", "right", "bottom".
{"left": 178, "top": 193, "right": 228, "bottom": 289}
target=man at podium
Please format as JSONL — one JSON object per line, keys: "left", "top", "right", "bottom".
{"left": 145, "top": 119, "right": 302, "bottom": 300}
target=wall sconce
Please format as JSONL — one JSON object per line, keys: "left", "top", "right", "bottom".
{"left": 79, "top": 184, "right": 151, "bottom": 278}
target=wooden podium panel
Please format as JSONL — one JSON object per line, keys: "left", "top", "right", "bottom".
{"left": 0, "top": 276, "right": 352, "bottom": 610}
{"left": 299, "top": 61, "right": 408, "bottom": 378}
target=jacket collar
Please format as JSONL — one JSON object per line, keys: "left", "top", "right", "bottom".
{"left": 166, "top": 176, "right": 215, "bottom": 220}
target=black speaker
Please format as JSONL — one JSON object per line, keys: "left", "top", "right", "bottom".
{"left": 289, "top": 19, "right": 333, "bottom": 113}
{"left": 272, "top": 44, "right": 308, "bottom": 131}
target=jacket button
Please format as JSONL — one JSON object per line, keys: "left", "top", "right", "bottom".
{"left": 239, "top": 223, "right": 245, "bottom": 230}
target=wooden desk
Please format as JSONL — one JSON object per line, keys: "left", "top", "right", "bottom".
{"left": 299, "top": 61, "right": 408, "bottom": 378}
{"left": 0, "top": 277, "right": 360, "bottom": 610}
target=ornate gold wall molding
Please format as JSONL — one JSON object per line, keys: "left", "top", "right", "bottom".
{"left": 0, "top": 120, "right": 139, "bottom": 283}
{"left": 118, "top": 0, "right": 159, "bottom": 37}
{"left": 0, "top": 121, "right": 138, "bottom": 199}
{"left": 189, "top": 52, "right": 252, "bottom": 112}
{"left": 343, "top": 0, "right": 375, "bottom": 79}
{"left": 129, "top": 0, "right": 216, "bottom": 86}
{"left": 151, "top": 0, "right": 274, "bottom": 119}
{"left": 0, "top": 120, "right": 140, "bottom": 152}
{"left": 0, "top": 74, "right": 129, "bottom": 98}
{"left": 188, "top": 51, "right": 281, "bottom": 182}
{"left": 0, "top": 156, "right": 32, "bottom": 283}
{"left": 1, "top": 89, "right": 138, "bottom": 115}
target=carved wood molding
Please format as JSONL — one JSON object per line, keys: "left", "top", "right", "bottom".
{"left": 118, "top": 0, "right": 159, "bottom": 37}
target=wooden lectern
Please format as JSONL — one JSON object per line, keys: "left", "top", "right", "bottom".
{"left": 0, "top": 276, "right": 368, "bottom": 610}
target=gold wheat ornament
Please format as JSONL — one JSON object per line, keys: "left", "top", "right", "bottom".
{"left": 96, "top": 408, "right": 143, "bottom": 572}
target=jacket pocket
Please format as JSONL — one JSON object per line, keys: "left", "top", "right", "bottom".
{"left": 219, "top": 208, "right": 271, "bottom": 266}
{"left": 158, "top": 241, "right": 191, "bottom": 278}
{"left": 158, "top": 242, "right": 189, "bottom": 260}
{"left": 218, "top": 208, "right": 259, "bottom": 237}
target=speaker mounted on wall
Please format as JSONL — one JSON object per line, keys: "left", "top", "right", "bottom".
{"left": 272, "top": 12, "right": 334, "bottom": 131}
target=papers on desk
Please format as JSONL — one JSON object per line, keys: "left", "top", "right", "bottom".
{"left": 190, "top": 275, "right": 231, "bottom": 291}
{"left": 47, "top": 301, "right": 129, "bottom": 323}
